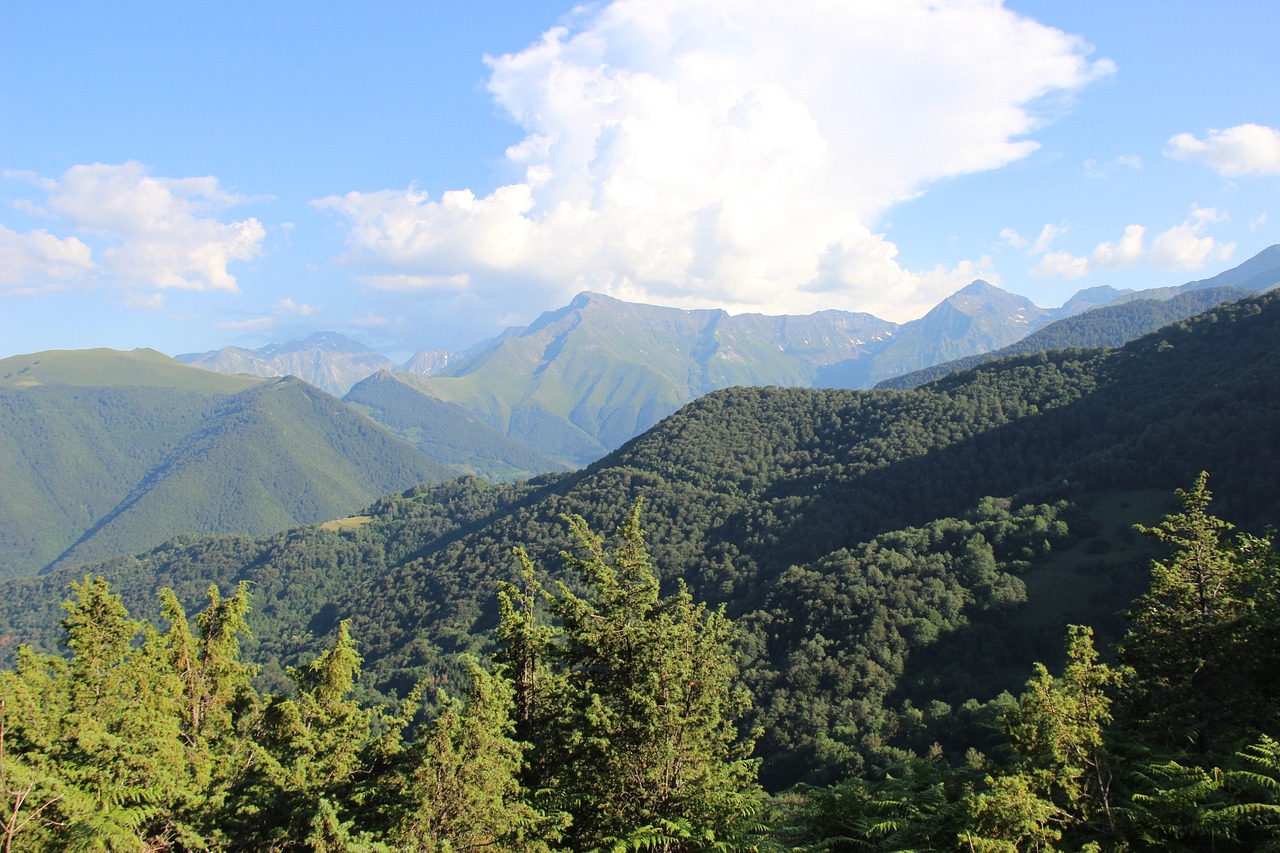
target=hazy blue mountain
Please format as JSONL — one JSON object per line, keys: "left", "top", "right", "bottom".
{"left": 815, "top": 280, "right": 1050, "bottom": 388}
{"left": 177, "top": 331, "right": 397, "bottom": 396}
{"left": 400, "top": 349, "right": 458, "bottom": 376}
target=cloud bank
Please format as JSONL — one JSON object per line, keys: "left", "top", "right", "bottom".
{"left": 2, "top": 162, "right": 264, "bottom": 297}
{"left": 316, "top": 0, "right": 1112, "bottom": 321}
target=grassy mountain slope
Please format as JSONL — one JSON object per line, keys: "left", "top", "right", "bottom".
{"left": 412, "top": 291, "right": 896, "bottom": 464}
{"left": 0, "top": 349, "right": 448, "bottom": 579}
{"left": 0, "top": 347, "right": 260, "bottom": 392}
{"left": 879, "top": 285, "right": 1252, "bottom": 389}
{"left": 46, "top": 377, "right": 451, "bottom": 572}
{"left": 344, "top": 370, "right": 566, "bottom": 480}
{"left": 7, "top": 290, "right": 1279, "bottom": 788}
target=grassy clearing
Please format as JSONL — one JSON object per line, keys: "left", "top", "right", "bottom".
{"left": 319, "top": 515, "right": 374, "bottom": 532}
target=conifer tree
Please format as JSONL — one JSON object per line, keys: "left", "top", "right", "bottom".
{"left": 498, "top": 501, "right": 761, "bottom": 852}
{"left": 1120, "top": 472, "right": 1274, "bottom": 755}
{"left": 393, "top": 662, "right": 558, "bottom": 852}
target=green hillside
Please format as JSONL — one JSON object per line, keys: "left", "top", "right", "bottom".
{"left": 6, "top": 290, "right": 1280, "bottom": 795}
{"left": 412, "top": 291, "right": 896, "bottom": 464}
{"left": 344, "top": 370, "right": 567, "bottom": 480}
{"left": 0, "top": 347, "right": 260, "bottom": 392}
{"left": 46, "top": 377, "right": 451, "bottom": 572}
{"left": 0, "top": 350, "right": 448, "bottom": 579}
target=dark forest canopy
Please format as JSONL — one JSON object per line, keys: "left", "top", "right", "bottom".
{"left": 3, "top": 479, "right": 1278, "bottom": 850}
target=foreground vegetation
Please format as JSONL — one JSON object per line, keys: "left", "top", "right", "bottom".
{"left": 3, "top": 477, "right": 1279, "bottom": 850}
{"left": 1, "top": 506, "right": 760, "bottom": 851}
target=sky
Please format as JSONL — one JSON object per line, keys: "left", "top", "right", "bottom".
{"left": 2, "top": 0, "right": 1278, "bottom": 361}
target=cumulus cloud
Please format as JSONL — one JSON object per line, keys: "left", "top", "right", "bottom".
{"left": 350, "top": 311, "right": 390, "bottom": 328}
{"left": 1033, "top": 224, "right": 1145, "bottom": 279}
{"left": 1033, "top": 210, "right": 1233, "bottom": 279}
{"left": 1166, "top": 124, "right": 1280, "bottom": 177}
{"left": 315, "top": 0, "right": 1112, "bottom": 320}
{"left": 216, "top": 316, "right": 275, "bottom": 331}
{"left": 1148, "top": 208, "right": 1234, "bottom": 269}
{"left": 0, "top": 225, "right": 96, "bottom": 292}
{"left": 275, "top": 297, "right": 317, "bottom": 316}
{"left": 4, "top": 162, "right": 264, "bottom": 295}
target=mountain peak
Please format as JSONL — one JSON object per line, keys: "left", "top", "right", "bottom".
{"left": 955, "top": 279, "right": 1002, "bottom": 297}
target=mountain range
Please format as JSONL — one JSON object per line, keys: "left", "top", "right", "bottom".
{"left": 1, "top": 248, "right": 1276, "bottom": 580}
{"left": 175, "top": 246, "right": 1280, "bottom": 466}
{"left": 5, "top": 286, "right": 1280, "bottom": 790}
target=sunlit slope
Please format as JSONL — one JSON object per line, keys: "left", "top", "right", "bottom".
{"left": 412, "top": 292, "right": 895, "bottom": 464}
{"left": 0, "top": 349, "right": 447, "bottom": 578}
{"left": 0, "top": 347, "right": 260, "bottom": 392}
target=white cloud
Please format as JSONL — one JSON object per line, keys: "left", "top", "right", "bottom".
{"left": 1033, "top": 251, "right": 1091, "bottom": 280}
{"left": 1000, "top": 227, "right": 1028, "bottom": 249}
{"left": 357, "top": 273, "right": 471, "bottom": 292}
{"left": 1166, "top": 124, "right": 1280, "bottom": 177}
{"left": 350, "top": 311, "right": 390, "bottom": 328}
{"left": 315, "top": 0, "right": 1111, "bottom": 321}
{"left": 0, "top": 225, "right": 96, "bottom": 292}
{"left": 1030, "top": 223, "right": 1068, "bottom": 254}
{"left": 1084, "top": 154, "right": 1142, "bottom": 178}
{"left": 1148, "top": 208, "right": 1235, "bottom": 270}
{"left": 216, "top": 316, "right": 275, "bottom": 331}
{"left": 1033, "top": 209, "right": 1233, "bottom": 279}
{"left": 5, "top": 162, "right": 264, "bottom": 295}
{"left": 1033, "top": 223, "right": 1145, "bottom": 278}
{"left": 123, "top": 292, "right": 165, "bottom": 309}
{"left": 275, "top": 297, "right": 317, "bottom": 315}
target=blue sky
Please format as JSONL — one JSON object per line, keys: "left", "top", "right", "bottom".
{"left": 2, "top": 0, "right": 1277, "bottom": 360}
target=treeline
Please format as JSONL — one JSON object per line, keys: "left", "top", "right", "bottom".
{"left": 5, "top": 478, "right": 1278, "bottom": 850}
{"left": 0, "top": 507, "right": 759, "bottom": 851}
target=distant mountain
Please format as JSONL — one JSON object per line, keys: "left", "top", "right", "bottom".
{"left": 815, "top": 280, "right": 1050, "bottom": 387}
{"left": 401, "top": 349, "right": 457, "bottom": 376}
{"left": 344, "top": 371, "right": 566, "bottom": 480}
{"left": 168, "top": 247, "right": 1280, "bottom": 466}
{"left": 177, "top": 331, "right": 397, "bottom": 396}
{"left": 879, "top": 285, "right": 1254, "bottom": 390}
{"left": 0, "top": 350, "right": 447, "bottom": 579}
{"left": 407, "top": 292, "right": 897, "bottom": 465}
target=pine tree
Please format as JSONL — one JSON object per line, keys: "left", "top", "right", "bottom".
{"left": 498, "top": 501, "right": 761, "bottom": 852}
{"left": 1120, "top": 472, "right": 1274, "bottom": 755}
{"left": 393, "top": 662, "right": 558, "bottom": 852}
{"left": 964, "top": 626, "right": 1123, "bottom": 851}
